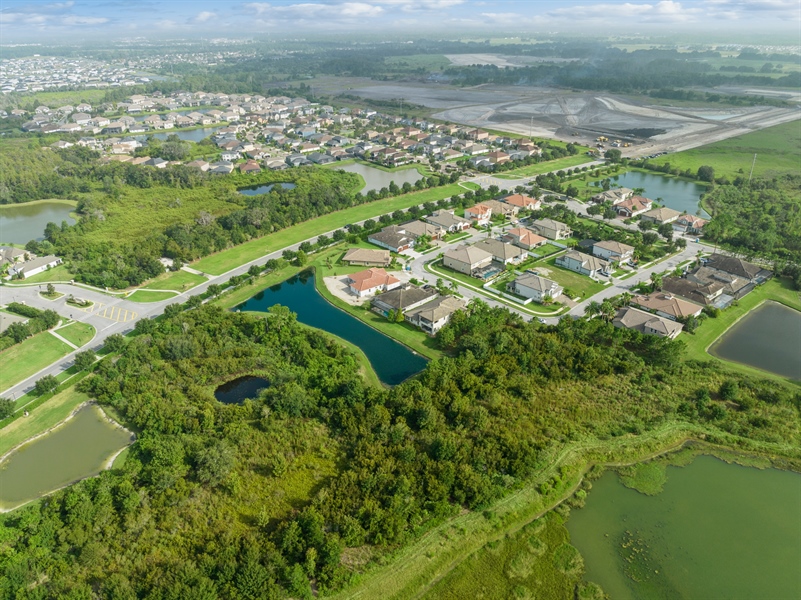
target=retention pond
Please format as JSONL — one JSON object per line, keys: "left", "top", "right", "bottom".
{"left": 236, "top": 271, "right": 427, "bottom": 385}
{"left": 608, "top": 171, "right": 709, "bottom": 217}
{"left": 335, "top": 162, "right": 423, "bottom": 194}
{"left": 567, "top": 455, "right": 801, "bottom": 599}
{"left": 0, "top": 404, "right": 133, "bottom": 511}
{"left": 0, "top": 201, "right": 76, "bottom": 245}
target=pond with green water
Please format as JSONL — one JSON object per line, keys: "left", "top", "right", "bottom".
{"left": 0, "top": 201, "right": 76, "bottom": 245}
{"left": 0, "top": 404, "right": 134, "bottom": 511}
{"left": 567, "top": 455, "right": 801, "bottom": 599}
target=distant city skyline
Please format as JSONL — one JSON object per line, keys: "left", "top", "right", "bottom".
{"left": 1, "top": 0, "right": 799, "bottom": 42}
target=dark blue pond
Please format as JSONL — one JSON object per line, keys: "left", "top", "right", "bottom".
{"left": 236, "top": 271, "right": 427, "bottom": 385}
{"left": 238, "top": 182, "right": 297, "bottom": 196}
{"left": 214, "top": 376, "right": 270, "bottom": 404}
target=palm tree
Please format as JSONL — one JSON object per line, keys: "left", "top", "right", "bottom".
{"left": 584, "top": 300, "right": 602, "bottom": 319}
{"left": 600, "top": 300, "right": 616, "bottom": 322}
{"left": 650, "top": 272, "right": 663, "bottom": 292}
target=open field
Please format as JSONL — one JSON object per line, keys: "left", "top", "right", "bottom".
{"left": 0, "top": 387, "right": 91, "bottom": 458}
{"left": 55, "top": 322, "right": 95, "bottom": 348}
{"left": 500, "top": 155, "right": 595, "bottom": 177}
{"left": 385, "top": 54, "right": 453, "bottom": 71}
{"left": 683, "top": 277, "right": 801, "bottom": 385}
{"left": 536, "top": 258, "right": 607, "bottom": 299}
{"left": 194, "top": 184, "right": 466, "bottom": 275}
{"left": 126, "top": 290, "right": 177, "bottom": 303}
{"left": 662, "top": 122, "right": 801, "bottom": 181}
{"left": 0, "top": 332, "right": 72, "bottom": 391}
{"left": 11, "top": 264, "right": 73, "bottom": 284}
{"left": 141, "top": 269, "right": 207, "bottom": 291}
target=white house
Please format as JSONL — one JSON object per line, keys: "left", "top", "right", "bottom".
{"left": 508, "top": 273, "right": 563, "bottom": 303}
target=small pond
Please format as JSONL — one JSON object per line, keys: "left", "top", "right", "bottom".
{"left": 335, "top": 162, "right": 423, "bottom": 194}
{"left": 0, "top": 404, "right": 133, "bottom": 511}
{"left": 0, "top": 201, "right": 76, "bottom": 244}
{"left": 567, "top": 455, "right": 801, "bottom": 599}
{"left": 236, "top": 271, "right": 427, "bottom": 386}
{"left": 608, "top": 171, "right": 709, "bottom": 217}
{"left": 215, "top": 376, "right": 270, "bottom": 404}
{"left": 132, "top": 126, "right": 222, "bottom": 143}
{"left": 711, "top": 301, "right": 801, "bottom": 380}
{"left": 238, "top": 182, "right": 297, "bottom": 196}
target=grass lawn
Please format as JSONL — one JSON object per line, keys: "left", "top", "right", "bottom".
{"left": 0, "top": 387, "right": 91, "bottom": 457}
{"left": 127, "top": 290, "right": 178, "bottom": 303}
{"left": 384, "top": 54, "right": 452, "bottom": 70}
{"left": 501, "top": 155, "right": 595, "bottom": 178}
{"left": 682, "top": 277, "right": 801, "bottom": 384}
{"left": 664, "top": 122, "right": 801, "bottom": 181}
{"left": 194, "top": 184, "right": 466, "bottom": 276}
{"left": 535, "top": 258, "right": 606, "bottom": 299}
{"left": 142, "top": 269, "right": 207, "bottom": 291}
{"left": 55, "top": 322, "right": 95, "bottom": 348}
{"left": 0, "top": 332, "right": 73, "bottom": 391}
{"left": 9, "top": 264, "right": 73, "bottom": 284}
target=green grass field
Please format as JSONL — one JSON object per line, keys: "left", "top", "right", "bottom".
{"left": 11, "top": 264, "right": 73, "bottom": 284}
{"left": 142, "top": 269, "right": 207, "bottom": 291}
{"left": 0, "top": 387, "right": 91, "bottom": 457}
{"left": 194, "top": 184, "right": 466, "bottom": 276}
{"left": 664, "top": 122, "right": 801, "bottom": 181}
{"left": 501, "top": 155, "right": 596, "bottom": 178}
{"left": 126, "top": 290, "right": 178, "bottom": 303}
{"left": 683, "top": 277, "right": 801, "bottom": 384}
{"left": 384, "top": 54, "right": 452, "bottom": 70}
{"left": 55, "top": 322, "right": 95, "bottom": 348}
{"left": 0, "top": 332, "right": 73, "bottom": 391}
{"left": 536, "top": 258, "right": 607, "bottom": 299}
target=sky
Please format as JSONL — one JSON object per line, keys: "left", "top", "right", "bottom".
{"left": 1, "top": 0, "right": 799, "bottom": 42}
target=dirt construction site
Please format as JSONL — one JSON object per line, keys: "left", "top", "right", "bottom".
{"left": 332, "top": 79, "right": 801, "bottom": 157}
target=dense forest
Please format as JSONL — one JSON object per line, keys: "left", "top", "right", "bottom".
{"left": 1, "top": 301, "right": 799, "bottom": 598}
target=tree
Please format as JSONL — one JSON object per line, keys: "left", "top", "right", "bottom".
{"left": 584, "top": 301, "right": 602, "bottom": 319}
{"left": 295, "top": 251, "right": 308, "bottom": 266}
{"left": 0, "top": 397, "right": 14, "bottom": 420}
{"left": 74, "top": 350, "right": 96, "bottom": 372}
{"left": 46, "top": 283, "right": 56, "bottom": 296}
{"left": 697, "top": 165, "right": 715, "bottom": 183}
{"left": 604, "top": 149, "right": 622, "bottom": 163}
{"left": 207, "top": 284, "right": 222, "bottom": 297}
{"left": 650, "top": 272, "right": 663, "bottom": 291}
{"left": 599, "top": 300, "right": 615, "bottom": 322}
{"left": 104, "top": 333, "right": 125, "bottom": 353}
{"left": 34, "top": 375, "right": 59, "bottom": 396}
{"left": 658, "top": 222, "right": 674, "bottom": 240}
{"left": 195, "top": 441, "right": 236, "bottom": 487}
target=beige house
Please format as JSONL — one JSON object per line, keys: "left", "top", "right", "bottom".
{"left": 530, "top": 218, "right": 572, "bottom": 240}
{"left": 465, "top": 204, "right": 493, "bottom": 226}
{"left": 641, "top": 207, "right": 681, "bottom": 225}
{"left": 631, "top": 293, "right": 703, "bottom": 321}
{"left": 405, "top": 296, "right": 466, "bottom": 335}
{"left": 443, "top": 244, "right": 493, "bottom": 275}
{"left": 593, "top": 240, "right": 634, "bottom": 264}
{"left": 503, "top": 227, "right": 547, "bottom": 250}
{"left": 613, "top": 306, "right": 683, "bottom": 339}
{"left": 508, "top": 273, "right": 562, "bottom": 303}
{"left": 342, "top": 248, "right": 391, "bottom": 267}
{"left": 555, "top": 250, "right": 609, "bottom": 277}
{"left": 502, "top": 193, "right": 541, "bottom": 211}
{"left": 474, "top": 239, "right": 526, "bottom": 265}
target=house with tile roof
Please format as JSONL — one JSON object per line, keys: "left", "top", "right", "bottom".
{"left": 346, "top": 268, "right": 401, "bottom": 298}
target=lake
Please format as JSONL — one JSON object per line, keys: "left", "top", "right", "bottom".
{"left": 238, "top": 182, "right": 297, "bottom": 196}
{"left": 132, "top": 126, "right": 222, "bottom": 143}
{"left": 609, "top": 171, "right": 709, "bottom": 217}
{"left": 236, "top": 271, "right": 427, "bottom": 386}
{"left": 567, "top": 455, "right": 801, "bottom": 599}
{"left": 335, "top": 162, "right": 423, "bottom": 194}
{"left": 0, "top": 201, "right": 76, "bottom": 244}
{"left": 0, "top": 404, "right": 133, "bottom": 511}
{"left": 711, "top": 301, "right": 801, "bottom": 380}
{"left": 215, "top": 376, "right": 270, "bottom": 404}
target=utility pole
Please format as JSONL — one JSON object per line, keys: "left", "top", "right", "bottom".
{"left": 748, "top": 153, "right": 757, "bottom": 183}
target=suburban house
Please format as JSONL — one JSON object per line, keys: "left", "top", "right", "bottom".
{"left": 673, "top": 214, "right": 707, "bottom": 235}
{"left": 346, "top": 268, "right": 401, "bottom": 298}
{"left": 502, "top": 193, "right": 541, "bottom": 211}
{"left": 9, "top": 255, "right": 62, "bottom": 279}
{"left": 704, "top": 255, "right": 773, "bottom": 284}
{"left": 686, "top": 266, "right": 752, "bottom": 298}
{"left": 342, "top": 248, "right": 391, "bottom": 267}
{"left": 443, "top": 244, "right": 493, "bottom": 275}
{"left": 404, "top": 296, "right": 466, "bottom": 335}
{"left": 465, "top": 203, "right": 493, "bottom": 226}
{"left": 185, "top": 160, "right": 210, "bottom": 171}
{"left": 555, "top": 250, "right": 609, "bottom": 277}
{"left": 482, "top": 199, "right": 518, "bottom": 220}
{"left": 400, "top": 220, "right": 444, "bottom": 241}
{"left": 592, "top": 240, "right": 634, "bottom": 264}
{"left": 530, "top": 218, "right": 572, "bottom": 240}
{"left": 372, "top": 286, "right": 438, "bottom": 317}
{"left": 661, "top": 277, "right": 725, "bottom": 306}
{"left": 615, "top": 196, "right": 653, "bottom": 218}
{"left": 631, "top": 293, "right": 703, "bottom": 321}
{"left": 473, "top": 239, "right": 527, "bottom": 265}
{"left": 425, "top": 210, "right": 472, "bottom": 233}
{"left": 591, "top": 188, "right": 634, "bottom": 205}
{"left": 613, "top": 306, "right": 683, "bottom": 339}
{"left": 508, "top": 273, "right": 563, "bottom": 303}
{"left": 503, "top": 227, "right": 547, "bottom": 250}
{"left": 0, "top": 246, "right": 26, "bottom": 267}
{"left": 367, "top": 228, "right": 414, "bottom": 253}
{"left": 641, "top": 207, "right": 682, "bottom": 225}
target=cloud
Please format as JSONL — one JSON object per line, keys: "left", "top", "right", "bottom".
{"left": 245, "top": 1, "right": 385, "bottom": 20}
{"left": 548, "top": 1, "right": 700, "bottom": 23}
{"left": 62, "top": 15, "right": 109, "bottom": 25}
{"left": 193, "top": 11, "right": 217, "bottom": 23}
{"left": 372, "top": 0, "right": 465, "bottom": 10}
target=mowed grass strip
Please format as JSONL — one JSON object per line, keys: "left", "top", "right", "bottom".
{"left": 55, "top": 322, "right": 95, "bottom": 348}
{"left": 501, "top": 154, "right": 596, "bottom": 178}
{"left": 0, "top": 333, "right": 73, "bottom": 391}
{"left": 126, "top": 290, "right": 178, "bottom": 303}
{"left": 194, "top": 184, "right": 466, "bottom": 275}
{"left": 9, "top": 264, "right": 73, "bottom": 284}
{"left": 665, "top": 121, "right": 801, "bottom": 181}
{"left": 0, "top": 387, "right": 91, "bottom": 457}
{"left": 142, "top": 269, "right": 207, "bottom": 291}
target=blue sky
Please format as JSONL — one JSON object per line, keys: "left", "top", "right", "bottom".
{"left": 1, "top": 1, "right": 799, "bottom": 41}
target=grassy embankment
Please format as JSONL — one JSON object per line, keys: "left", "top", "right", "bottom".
{"left": 193, "top": 183, "right": 467, "bottom": 276}
{"left": 141, "top": 269, "right": 208, "bottom": 292}
{"left": 0, "top": 332, "right": 72, "bottom": 391}
{"left": 55, "top": 322, "right": 95, "bottom": 348}
{"left": 330, "top": 420, "right": 800, "bottom": 600}
{"left": 495, "top": 154, "right": 596, "bottom": 179}
{"left": 663, "top": 122, "right": 801, "bottom": 182}
{"left": 6, "top": 264, "right": 73, "bottom": 284}
{"left": 683, "top": 277, "right": 801, "bottom": 385}
{"left": 126, "top": 290, "right": 178, "bottom": 303}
